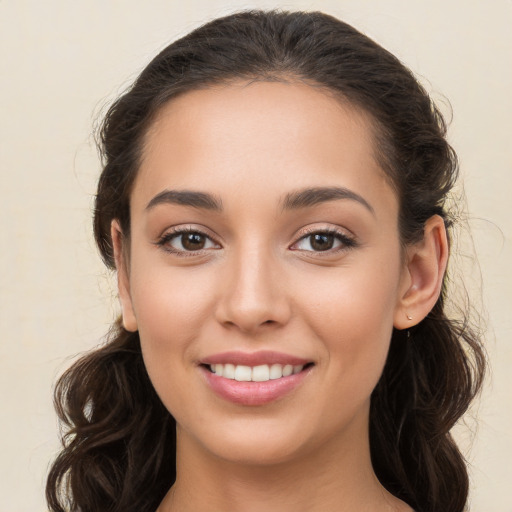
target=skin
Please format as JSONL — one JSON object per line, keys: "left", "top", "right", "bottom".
{"left": 112, "top": 81, "right": 448, "bottom": 512}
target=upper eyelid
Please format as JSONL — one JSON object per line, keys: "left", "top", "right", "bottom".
{"left": 156, "top": 224, "right": 356, "bottom": 248}
{"left": 159, "top": 225, "right": 219, "bottom": 241}
{"left": 293, "top": 224, "right": 356, "bottom": 241}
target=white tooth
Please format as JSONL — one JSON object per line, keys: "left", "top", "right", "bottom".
{"left": 214, "top": 364, "right": 224, "bottom": 377}
{"left": 210, "top": 364, "right": 216, "bottom": 373}
{"left": 269, "top": 364, "right": 283, "bottom": 380}
{"left": 252, "top": 365, "right": 270, "bottom": 382}
{"left": 282, "top": 364, "right": 293, "bottom": 377}
{"left": 223, "top": 363, "right": 235, "bottom": 379}
{"left": 293, "top": 365, "right": 303, "bottom": 375}
{"left": 234, "top": 365, "right": 252, "bottom": 381}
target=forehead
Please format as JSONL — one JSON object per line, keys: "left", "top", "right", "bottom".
{"left": 134, "top": 80, "right": 396, "bottom": 217}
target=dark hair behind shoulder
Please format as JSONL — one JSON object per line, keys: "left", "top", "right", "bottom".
{"left": 47, "top": 10, "right": 485, "bottom": 512}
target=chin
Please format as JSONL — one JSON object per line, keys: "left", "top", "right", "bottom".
{"left": 181, "top": 415, "right": 317, "bottom": 467}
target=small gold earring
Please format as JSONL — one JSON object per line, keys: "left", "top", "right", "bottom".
{"left": 406, "top": 314, "right": 412, "bottom": 321}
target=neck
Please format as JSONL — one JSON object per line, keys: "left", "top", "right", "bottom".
{"left": 157, "top": 415, "right": 411, "bottom": 512}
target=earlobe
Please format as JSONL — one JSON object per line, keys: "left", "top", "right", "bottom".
{"left": 394, "top": 215, "right": 449, "bottom": 330}
{"left": 111, "top": 220, "right": 138, "bottom": 332}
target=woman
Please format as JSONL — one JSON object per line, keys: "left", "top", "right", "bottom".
{"left": 46, "top": 10, "right": 485, "bottom": 512}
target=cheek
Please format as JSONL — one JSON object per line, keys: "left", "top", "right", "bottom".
{"left": 300, "top": 258, "right": 401, "bottom": 387}
{"left": 131, "top": 263, "right": 216, "bottom": 339}
{"left": 128, "top": 264, "right": 218, "bottom": 400}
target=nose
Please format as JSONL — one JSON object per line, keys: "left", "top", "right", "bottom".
{"left": 214, "top": 245, "right": 292, "bottom": 333}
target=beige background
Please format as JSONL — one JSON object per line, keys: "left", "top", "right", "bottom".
{"left": 1, "top": 1, "right": 510, "bottom": 510}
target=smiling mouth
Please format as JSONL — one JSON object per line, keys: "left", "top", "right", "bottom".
{"left": 200, "top": 355, "right": 315, "bottom": 405}
{"left": 203, "top": 363, "right": 314, "bottom": 382}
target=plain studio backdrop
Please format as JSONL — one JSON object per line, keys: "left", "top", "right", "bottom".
{"left": 1, "top": 1, "right": 510, "bottom": 511}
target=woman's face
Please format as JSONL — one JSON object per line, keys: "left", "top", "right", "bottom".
{"left": 118, "top": 81, "right": 410, "bottom": 465}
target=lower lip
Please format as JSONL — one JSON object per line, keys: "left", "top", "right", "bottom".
{"left": 201, "top": 366, "right": 312, "bottom": 406}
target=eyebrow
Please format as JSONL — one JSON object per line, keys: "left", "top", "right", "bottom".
{"left": 145, "top": 189, "right": 223, "bottom": 211}
{"left": 145, "top": 186, "right": 374, "bottom": 215}
{"left": 281, "top": 186, "right": 375, "bottom": 215}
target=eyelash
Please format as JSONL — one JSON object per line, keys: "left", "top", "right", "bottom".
{"left": 156, "top": 226, "right": 358, "bottom": 257}
{"left": 156, "top": 227, "right": 220, "bottom": 257}
{"left": 290, "top": 227, "right": 357, "bottom": 255}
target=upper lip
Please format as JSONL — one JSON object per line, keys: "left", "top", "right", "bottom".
{"left": 200, "top": 350, "right": 312, "bottom": 367}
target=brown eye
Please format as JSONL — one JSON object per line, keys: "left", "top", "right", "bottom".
{"left": 291, "top": 229, "right": 356, "bottom": 254}
{"left": 309, "top": 233, "right": 335, "bottom": 251}
{"left": 158, "top": 230, "right": 219, "bottom": 254}
{"left": 181, "top": 232, "right": 206, "bottom": 250}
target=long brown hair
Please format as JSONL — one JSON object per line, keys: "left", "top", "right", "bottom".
{"left": 47, "top": 10, "right": 486, "bottom": 512}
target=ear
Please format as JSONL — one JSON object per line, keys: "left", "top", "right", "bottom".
{"left": 111, "top": 220, "right": 138, "bottom": 332}
{"left": 394, "top": 215, "right": 449, "bottom": 330}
